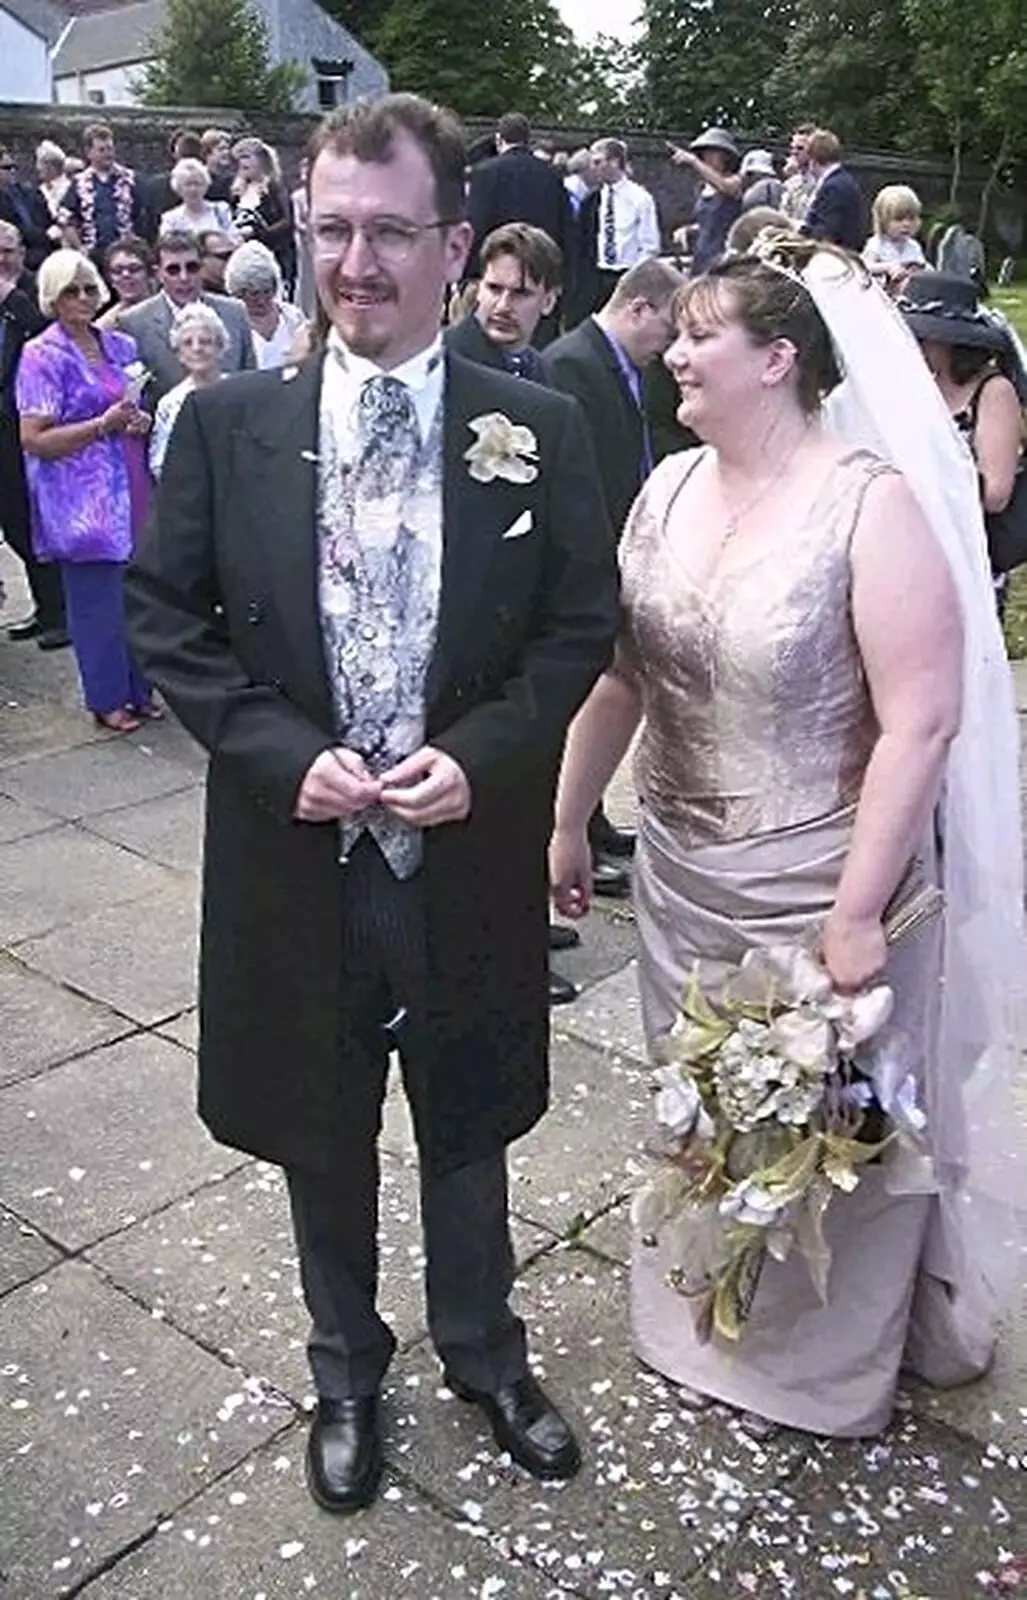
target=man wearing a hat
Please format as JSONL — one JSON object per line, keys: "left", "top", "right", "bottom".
{"left": 740, "top": 149, "right": 783, "bottom": 212}
{"left": 669, "top": 127, "right": 743, "bottom": 275}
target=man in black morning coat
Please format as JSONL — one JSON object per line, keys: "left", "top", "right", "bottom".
{"left": 126, "top": 95, "right": 619, "bottom": 1514}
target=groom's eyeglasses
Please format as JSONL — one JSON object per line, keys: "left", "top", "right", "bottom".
{"left": 310, "top": 215, "right": 458, "bottom": 267}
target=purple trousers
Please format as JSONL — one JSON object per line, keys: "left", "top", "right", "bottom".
{"left": 60, "top": 561, "right": 149, "bottom": 716}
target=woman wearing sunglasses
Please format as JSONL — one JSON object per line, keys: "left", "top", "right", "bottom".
{"left": 16, "top": 248, "right": 155, "bottom": 732}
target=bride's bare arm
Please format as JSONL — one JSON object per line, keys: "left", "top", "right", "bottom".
{"left": 825, "top": 471, "right": 963, "bottom": 990}
{"left": 550, "top": 667, "right": 642, "bottom": 917}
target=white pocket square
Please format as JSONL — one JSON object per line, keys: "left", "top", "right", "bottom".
{"left": 501, "top": 509, "right": 533, "bottom": 541}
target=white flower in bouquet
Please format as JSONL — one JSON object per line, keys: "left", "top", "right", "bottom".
{"left": 652, "top": 1066, "right": 715, "bottom": 1143}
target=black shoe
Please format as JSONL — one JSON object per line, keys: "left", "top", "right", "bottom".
{"left": 305, "top": 1396, "right": 383, "bottom": 1514}
{"left": 7, "top": 615, "right": 41, "bottom": 642}
{"left": 592, "top": 859, "right": 631, "bottom": 899}
{"left": 446, "top": 1372, "right": 581, "bottom": 1481}
{"left": 36, "top": 626, "right": 70, "bottom": 652}
{"left": 548, "top": 923, "right": 581, "bottom": 953}
{"left": 589, "top": 816, "right": 637, "bottom": 858}
{"left": 548, "top": 969, "right": 577, "bottom": 1006}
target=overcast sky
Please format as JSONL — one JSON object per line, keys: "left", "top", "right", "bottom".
{"left": 556, "top": 0, "right": 641, "bottom": 43}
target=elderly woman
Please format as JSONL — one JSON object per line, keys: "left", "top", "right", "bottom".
{"left": 160, "top": 156, "right": 234, "bottom": 236}
{"left": 552, "top": 239, "right": 1023, "bottom": 1437}
{"left": 225, "top": 240, "right": 306, "bottom": 370}
{"left": 230, "top": 137, "right": 295, "bottom": 292}
{"left": 16, "top": 249, "right": 153, "bottom": 733}
{"left": 35, "top": 140, "right": 69, "bottom": 241}
{"left": 96, "top": 236, "right": 153, "bottom": 330}
{"left": 149, "top": 301, "right": 228, "bottom": 479}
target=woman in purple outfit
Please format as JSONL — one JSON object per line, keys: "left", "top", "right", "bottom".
{"left": 17, "top": 248, "right": 154, "bottom": 732}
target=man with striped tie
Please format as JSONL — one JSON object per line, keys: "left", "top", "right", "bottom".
{"left": 569, "top": 138, "right": 660, "bottom": 326}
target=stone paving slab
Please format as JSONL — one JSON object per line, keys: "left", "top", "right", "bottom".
{"left": 89, "top": 1154, "right": 556, "bottom": 1408}
{"left": 0, "top": 738, "right": 197, "bottom": 821}
{"left": 0, "top": 952, "right": 133, "bottom": 1088}
{"left": 125, "top": 716, "right": 211, "bottom": 779}
{"left": 507, "top": 1037, "right": 651, "bottom": 1235}
{"left": 0, "top": 1203, "right": 62, "bottom": 1297}
{"left": 0, "top": 1032, "right": 243, "bottom": 1251}
{"left": 550, "top": 907, "right": 636, "bottom": 997}
{"left": 381, "top": 1248, "right": 808, "bottom": 1598}
{"left": 157, "top": 1008, "right": 199, "bottom": 1052}
{"left": 83, "top": 1426, "right": 578, "bottom": 1600}
{"left": 556, "top": 962, "right": 648, "bottom": 1067}
{"left": 0, "top": 790, "right": 63, "bottom": 844}
{"left": 0, "top": 825, "right": 176, "bottom": 946}
{"left": 694, "top": 1413, "right": 1027, "bottom": 1599}
{"left": 0, "top": 1260, "right": 290, "bottom": 1599}
{"left": 83, "top": 786, "right": 205, "bottom": 873}
{"left": 14, "top": 875, "right": 200, "bottom": 1025}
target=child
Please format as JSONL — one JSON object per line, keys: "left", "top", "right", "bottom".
{"left": 863, "top": 184, "right": 927, "bottom": 274}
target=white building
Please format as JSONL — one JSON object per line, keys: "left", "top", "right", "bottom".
{"left": 0, "top": 0, "right": 69, "bottom": 103}
{"left": 51, "top": 0, "right": 387, "bottom": 110}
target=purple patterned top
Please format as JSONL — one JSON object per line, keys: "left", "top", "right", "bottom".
{"left": 15, "top": 323, "right": 148, "bottom": 564}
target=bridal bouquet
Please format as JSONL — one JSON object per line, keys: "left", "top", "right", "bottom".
{"left": 634, "top": 865, "right": 942, "bottom": 1344}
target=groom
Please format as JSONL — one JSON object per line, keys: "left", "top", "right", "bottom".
{"left": 126, "top": 94, "right": 619, "bottom": 1513}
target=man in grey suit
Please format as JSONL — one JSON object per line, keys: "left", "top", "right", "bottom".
{"left": 119, "top": 226, "right": 254, "bottom": 401}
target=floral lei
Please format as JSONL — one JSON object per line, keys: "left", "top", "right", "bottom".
{"left": 76, "top": 165, "right": 135, "bottom": 249}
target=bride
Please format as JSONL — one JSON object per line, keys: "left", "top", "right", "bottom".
{"left": 550, "top": 237, "right": 1026, "bottom": 1437}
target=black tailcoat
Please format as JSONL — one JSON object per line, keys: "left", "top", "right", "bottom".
{"left": 126, "top": 350, "right": 619, "bottom": 1176}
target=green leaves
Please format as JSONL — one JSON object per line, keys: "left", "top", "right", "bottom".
{"left": 138, "top": 0, "right": 304, "bottom": 112}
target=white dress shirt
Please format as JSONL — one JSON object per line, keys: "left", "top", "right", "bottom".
{"left": 596, "top": 176, "right": 660, "bottom": 270}
{"left": 320, "top": 327, "right": 445, "bottom": 463}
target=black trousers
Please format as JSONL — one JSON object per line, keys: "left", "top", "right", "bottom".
{"left": 0, "top": 421, "right": 64, "bottom": 630}
{"left": 286, "top": 836, "right": 527, "bottom": 1400}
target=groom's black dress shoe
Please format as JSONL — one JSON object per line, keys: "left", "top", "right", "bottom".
{"left": 446, "top": 1373, "right": 581, "bottom": 1481}
{"left": 306, "top": 1396, "right": 383, "bottom": 1513}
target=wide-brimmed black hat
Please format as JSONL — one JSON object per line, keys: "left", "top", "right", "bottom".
{"left": 897, "top": 270, "right": 1007, "bottom": 351}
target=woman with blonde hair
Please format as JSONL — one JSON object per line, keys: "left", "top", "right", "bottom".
{"left": 16, "top": 249, "right": 153, "bottom": 731}
{"left": 35, "top": 140, "right": 69, "bottom": 237}
{"left": 160, "top": 156, "right": 234, "bottom": 236}
{"left": 863, "top": 183, "right": 926, "bottom": 276}
{"left": 230, "top": 136, "right": 294, "bottom": 292}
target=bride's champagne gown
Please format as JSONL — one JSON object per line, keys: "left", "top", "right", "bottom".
{"left": 620, "top": 447, "right": 994, "bottom": 1436}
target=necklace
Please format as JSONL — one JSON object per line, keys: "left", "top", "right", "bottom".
{"left": 719, "top": 427, "right": 812, "bottom": 544}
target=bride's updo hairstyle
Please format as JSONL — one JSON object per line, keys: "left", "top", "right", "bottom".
{"left": 675, "top": 233, "right": 848, "bottom": 413}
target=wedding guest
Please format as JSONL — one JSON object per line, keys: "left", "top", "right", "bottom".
{"left": 17, "top": 249, "right": 152, "bottom": 732}
{"left": 147, "top": 129, "right": 204, "bottom": 231}
{"left": 0, "top": 147, "right": 54, "bottom": 272}
{"left": 725, "top": 206, "right": 793, "bottom": 256}
{"left": 739, "top": 149, "right": 782, "bottom": 212}
{"left": 574, "top": 137, "right": 660, "bottom": 321}
{"left": 0, "top": 221, "right": 67, "bottom": 649}
{"left": 127, "top": 91, "right": 618, "bottom": 1512}
{"left": 118, "top": 227, "right": 253, "bottom": 403}
{"left": 779, "top": 125, "right": 817, "bottom": 224}
{"left": 900, "top": 270, "right": 1022, "bottom": 611}
{"left": 230, "top": 137, "right": 295, "bottom": 293}
{"left": 197, "top": 228, "right": 235, "bottom": 294}
{"left": 61, "top": 124, "right": 148, "bottom": 265}
{"left": 36, "top": 140, "right": 70, "bottom": 233}
{"left": 552, "top": 238, "right": 1022, "bottom": 1437}
{"left": 802, "top": 129, "right": 865, "bottom": 252}
{"left": 225, "top": 239, "right": 306, "bottom": 370}
{"left": 96, "top": 237, "right": 154, "bottom": 331}
{"left": 465, "top": 114, "right": 569, "bottom": 281}
{"left": 160, "top": 157, "right": 235, "bottom": 237}
{"left": 564, "top": 147, "right": 597, "bottom": 216}
{"left": 292, "top": 157, "right": 315, "bottom": 315}
{"left": 201, "top": 128, "right": 235, "bottom": 205}
{"left": 863, "top": 185, "right": 926, "bottom": 279}
{"left": 149, "top": 301, "right": 227, "bottom": 479}
{"left": 669, "top": 127, "right": 743, "bottom": 276}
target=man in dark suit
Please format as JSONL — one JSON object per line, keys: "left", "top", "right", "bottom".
{"left": 465, "top": 113, "right": 569, "bottom": 341}
{"left": 0, "top": 222, "right": 66, "bottom": 649}
{"left": 0, "top": 149, "right": 54, "bottom": 273}
{"left": 802, "top": 128, "right": 866, "bottom": 253}
{"left": 543, "top": 257, "right": 682, "bottom": 861}
{"left": 447, "top": 221, "right": 629, "bottom": 970}
{"left": 127, "top": 95, "right": 618, "bottom": 1515}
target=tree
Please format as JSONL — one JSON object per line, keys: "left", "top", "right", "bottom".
{"left": 371, "top": 0, "right": 584, "bottom": 121}
{"left": 316, "top": 0, "right": 388, "bottom": 52}
{"left": 766, "top": 0, "right": 940, "bottom": 152}
{"left": 571, "top": 32, "right": 650, "bottom": 129}
{"left": 138, "top": 0, "right": 304, "bottom": 112}
{"left": 641, "top": 0, "right": 799, "bottom": 133}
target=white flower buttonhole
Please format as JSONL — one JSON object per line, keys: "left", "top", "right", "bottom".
{"left": 464, "top": 411, "right": 539, "bottom": 485}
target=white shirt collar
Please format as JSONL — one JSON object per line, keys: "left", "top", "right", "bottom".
{"left": 323, "top": 327, "right": 445, "bottom": 449}
{"left": 327, "top": 327, "right": 443, "bottom": 393}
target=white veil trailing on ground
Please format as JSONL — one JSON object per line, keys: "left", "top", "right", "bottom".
{"left": 781, "top": 243, "right": 1027, "bottom": 1334}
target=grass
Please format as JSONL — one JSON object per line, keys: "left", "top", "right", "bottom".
{"left": 986, "top": 287, "right": 1027, "bottom": 657}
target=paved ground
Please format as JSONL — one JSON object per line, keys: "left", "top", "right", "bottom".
{"left": 2, "top": 547, "right": 1026, "bottom": 1600}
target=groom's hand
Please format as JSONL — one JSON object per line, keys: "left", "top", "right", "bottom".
{"left": 379, "top": 746, "right": 471, "bottom": 826}
{"left": 294, "top": 747, "right": 381, "bottom": 822}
